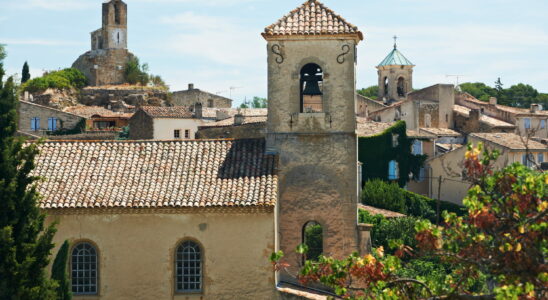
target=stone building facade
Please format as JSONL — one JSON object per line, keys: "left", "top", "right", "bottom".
{"left": 172, "top": 84, "right": 233, "bottom": 108}
{"left": 129, "top": 106, "right": 204, "bottom": 140}
{"left": 72, "top": 0, "right": 134, "bottom": 86}
{"left": 263, "top": 0, "right": 368, "bottom": 284}
{"left": 18, "top": 100, "right": 85, "bottom": 136}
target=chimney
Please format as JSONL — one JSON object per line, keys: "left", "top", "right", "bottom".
{"left": 470, "top": 109, "right": 481, "bottom": 121}
{"left": 188, "top": 83, "right": 194, "bottom": 90}
{"left": 194, "top": 102, "right": 202, "bottom": 119}
{"left": 489, "top": 97, "right": 497, "bottom": 105}
{"left": 234, "top": 114, "right": 245, "bottom": 126}
{"left": 530, "top": 104, "right": 540, "bottom": 113}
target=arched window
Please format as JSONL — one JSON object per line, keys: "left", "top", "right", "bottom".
{"left": 71, "top": 242, "right": 98, "bottom": 295}
{"left": 300, "top": 64, "right": 323, "bottom": 113}
{"left": 303, "top": 221, "right": 323, "bottom": 262}
{"left": 175, "top": 241, "right": 202, "bottom": 293}
{"left": 383, "top": 76, "right": 389, "bottom": 96}
{"left": 397, "top": 77, "right": 405, "bottom": 97}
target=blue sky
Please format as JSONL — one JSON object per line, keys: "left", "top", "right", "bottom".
{"left": 1, "top": 0, "right": 548, "bottom": 106}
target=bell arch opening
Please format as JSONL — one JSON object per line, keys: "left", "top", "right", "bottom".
{"left": 300, "top": 63, "right": 323, "bottom": 113}
{"left": 397, "top": 77, "right": 406, "bottom": 97}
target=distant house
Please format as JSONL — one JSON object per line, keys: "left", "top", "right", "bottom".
{"left": 129, "top": 106, "right": 204, "bottom": 140}
{"left": 18, "top": 101, "right": 85, "bottom": 136}
{"left": 172, "top": 83, "right": 232, "bottom": 108}
{"left": 428, "top": 132, "right": 548, "bottom": 205}
{"left": 63, "top": 105, "right": 131, "bottom": 131}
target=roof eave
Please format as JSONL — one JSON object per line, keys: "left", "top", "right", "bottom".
{"left": 262, "top": 32, "right": 363, "bottom": 42}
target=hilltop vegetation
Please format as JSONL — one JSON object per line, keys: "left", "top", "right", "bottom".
{"left": 21, "top": 68, "right": 87, "bottom": 93}
{"left": 460, "top": 80, "right": 548, "bottom": 109}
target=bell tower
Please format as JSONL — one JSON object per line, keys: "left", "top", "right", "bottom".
{"left": 377, "top": 37, "right": 414, "bottom": 102}
{"left": 263, "top": 0, "right": 365, "bottom": 284}
{"left": 102, "top": 0, "right": 127, "bottom": 50}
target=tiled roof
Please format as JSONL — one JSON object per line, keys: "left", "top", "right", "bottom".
{"left": 453, "top": 105, "right": 516, "bottom": 128}
{"left": 200, "top": 108, "right": 267, "bottom": 119}
{"left": 358, "top": 204, "right": 406, "bottom": 218}
{"left": 140, "top": 106, "right": 194, "bottom": 118}
{"left": 406, "top": 129, "right": 435, "bottom": 139}
{"left": 356, "top": 121, "right": 394, "bottom": 137}
{"left": 263, "top": 0, "right": 363, "bottom": 40}
{"left": 378, "top": 47, "right": 414, "bottom": 67}
{"left": 200, "top": 116, "right": 267, "bottom": 128}
{"left": 419, "top": 127, "right": 462, "bottom": 137}
{"left": 63, "top": 106, "right": 132, "bottom": 118}
{"left": 32, "top": 139, "right": 277, "bottom": 209}
{"left": 470, "top": 133, "right": 548, "bottom": 151}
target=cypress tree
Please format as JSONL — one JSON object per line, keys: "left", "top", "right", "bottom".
{"left": 21, "top": 61, "right": 31, "bottom": 84}
{"left": 0, "top": 45, "right": 58, "bottom": 300}
{"left": 51, "top": 240, "right": 72, "bottom": 300}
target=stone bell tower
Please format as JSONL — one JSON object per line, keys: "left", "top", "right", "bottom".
{"left": 263, "top": 0, "right": 366, "bottom": 284}
{"left": 377, "top": 37, "right": 414, "bottom": 102}
{"left": 101, "top": 0, "right": 128, "bottom": 50}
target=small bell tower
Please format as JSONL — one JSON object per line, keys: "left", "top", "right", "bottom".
{"left": 377, "top": 36, "right": 414, "bottom": 102}
{"left": 102, "top": 0, "right": 127, "bottom": 50}
{"left": 263, "top": 0, "right": 365, "bottom": 284}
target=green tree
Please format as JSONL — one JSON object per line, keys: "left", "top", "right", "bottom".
{"left": 240, "top": 96, "right": 267, "bottom": 108}
{"left": 357, "top": 85, "right": 379, "bottom": 99}
{"left": 459, "top": 82, "right": 497, "bottom": 102}
{"left": 22, "top": 61, "right": 31, "bottom": 84}
{"left": 0, "top": 45, "right": 58, "bottom": 300}
{"left": 505, "top": 83, "right": 539, "bottom": 108}
{"left": 124, "top": 57, "right": 149, "bottom": 86}
{"left": 51, "top": 241, "right": 71, "bottom": 300}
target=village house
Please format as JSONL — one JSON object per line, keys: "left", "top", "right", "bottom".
{"left": 17, "top": 100, "right": 85, "bottom": 136}
{"left": 172, "top": 83, "right": 233, "bottom": 108}
{"left": 34, "top": 1, "right": 371, "bottom": 299}
{"left": 128, "top": 106, "right": 205, "bottom": 140}
{"left": 64, "top": 105, "right": 131, "bottom": 131}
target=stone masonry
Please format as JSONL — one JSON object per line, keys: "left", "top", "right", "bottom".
{"left": 172, "top": 84, "right": 232, "bottom": 108}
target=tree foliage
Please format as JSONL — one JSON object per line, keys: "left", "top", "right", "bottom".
{"left": 460, "top": 80, "right": 548, "bottom": 109}
{"left": 21, "top": 68, "right": 87, "bottom": 93}
{"left": 240, "top": 96, "right": 267, "bottom": 108}
{"left": 272, "top": 144, "right": 547, "bottom": 299}
{"left": 0, "top": 45, "right": 58, "bottom": 300}
{"left": 51, "top": 240, "right": 71, "bottom": 300}
{"left": 357, "top": 85, "right": 379, "bottom": 100}
{"left": 22, "top": 62, "right": 31, "bottom": 84}
{"left": 124, "top": 57, "right": 149, "bottom": 86}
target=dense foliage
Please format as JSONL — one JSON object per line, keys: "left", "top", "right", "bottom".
{"left": 124, "top": 57, "right": 167, "bottom": 89}
{"left": 21, "top": 61, "right": 30, "bottom": 84}
{"left": 51, "top": 240, "right": 71, "bottom": 300}
{"left": 359, "top": 210, "right": 419, "bottom": 252}
{"left": 357, "top": 85, "right": 379, "bottom": 100}
{"left": 0, "top": 45, "right": 58, "bottom": 299}
{"left": 361, "top": 179, "right": 464, "bottom": 222}
{"left": 21, "top": 68, "right": 87, "bottom": 93}
{"left": 272, "top": 144, "right": 547, "bottom": 299}
{"left": 240, "top": 96, "right": 267, "bottom": 108}
{"left": 358, "top": 121, "right": 426, "bottom": 187}
{"left": 460, "top": 80, "right": 548, "bottom": 109}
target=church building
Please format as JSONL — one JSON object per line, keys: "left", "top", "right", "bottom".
{"left": 36, "top": 1, "right": 368, "bottom": 299}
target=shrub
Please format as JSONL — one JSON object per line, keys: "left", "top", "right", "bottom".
{"left": 22, "top": 68, "right": 87, "bottom": 93}
{"left": 124, "top": 57, "right": 149, "bottom": 86}
{"left": 359, "top": 210, "right": 419, "bottom": 253}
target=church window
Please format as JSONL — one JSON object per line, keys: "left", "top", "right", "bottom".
{"left": 175, "top": 240, "right": 202, "bottom": 293}
{"left": 383, "top": 76, "right": 389, "bottom": 97}
{"left": 397, "top": 77, "right": 405, "bottom": 97}
{"left": 114, "top": 3, "right": 121, "bottom": 25}
{"left": 388, "top": 160, "right": 399, "bottom": 180}
{"left": 303, "top": 221, "right": 323, "bottom": 262}
{"left": 71, "top": 242, "right": 98, "bottom": 295}
{"left": 300, "top": 64, "right": 323, "bottom": 113}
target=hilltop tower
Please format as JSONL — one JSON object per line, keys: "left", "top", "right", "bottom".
{"left": 72, "top": 0, "right": 134, "bottom": 86}
{"left": 263, "top": 0, "right": 367, "bottom": 284}
{"left": 377, "top": 38, "right": 415, "bottom": 102}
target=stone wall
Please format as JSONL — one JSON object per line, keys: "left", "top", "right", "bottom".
{"left": 409, "top": 84, "right": 455, "bottom": 129}
{"left": 18, "top": 101, "right": 84, "bottom": 135}
{"left": 46, "top": 131, "right": 119, "bottom": 140}
{"left": 172, "top": 85, "right": 232, "bottom": 108}
{"left": 196, "top": 123, "right": 266, "bottom": 139}
{"left": 72, "top": 49, "right": 134, "bottom": 86}
{"left": 80, "top": 87, "right": 168, "bottom": 112}
{"left": 128, "top": 110, "right": 153, "bottom": 139}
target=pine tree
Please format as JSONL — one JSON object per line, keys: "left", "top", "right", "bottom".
{"left": 51, "top": 240, "right": 72, "bottom": 300}
{"left": 21, "top": 61, "right": 31, "bottom": 84}
{"left": 0, "top": 45, "right": 58, "bottom": 300}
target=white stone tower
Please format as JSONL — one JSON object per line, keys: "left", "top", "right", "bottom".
{"left": 377, "top": 37, "right": 414, "bottom": 102}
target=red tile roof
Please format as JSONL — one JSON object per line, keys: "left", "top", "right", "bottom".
{"left": 64, "top": 106, "right": 132, "bottom": 118}
{"left": 263, "top": 0, "right": 363, "bottom": 40}
{"left": 140, "top": 106, "right": 194, "bottom": 118}
{"left": 32, "top": 139, "right": 277, "bottom": 209}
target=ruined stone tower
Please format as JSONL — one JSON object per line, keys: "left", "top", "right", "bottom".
{"left": 263, "top": 0, "right": 367, "bottom": 284}
{"left": 72, "top": 0, "right": 134, "bottom": 86}
{"left": 377, "top": 39, "right": 414, "bottom": 102}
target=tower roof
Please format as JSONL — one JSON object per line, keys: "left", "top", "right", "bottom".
{"left": 263, "top": 0, "right": 363, "bottom": 40}
{"left": 377, "top": 47, "right": 414, "bottom": 67}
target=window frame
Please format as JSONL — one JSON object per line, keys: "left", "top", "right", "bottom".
{"left": 388, "top": 160, "right": 399, "bottom": 180}
{"left": 538, "top": 153, "right": 544, "bottom": 164}
{"left": 174, "top": 239, "right": 203, "bottom": 294}
{"left": 48, "top": 117, "right": 58, "bottom": 131}
{"left": 524, "top": 118, "right": 531, "bottom": 129}
{"left": 70, "top": 241, "right": 99, "bottom": 296}
{"left": 174, "top": 129, "right": 181, "bottom": 139}
{"left": 31, "top": 117, "right": 40, "bottom": 131}
{"left": 541, "top": 119, "right": 546, "bottom": 129}
{"left": 184, "top": 129, "right": 190, "bottom": 139}
{"left": 412, "top": 139, "right": 423, "bottom": 155}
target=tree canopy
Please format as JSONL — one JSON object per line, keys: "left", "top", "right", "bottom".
{"left": 460, "top": 80, "right": 548, "bottom": 109}
{"left": 240, "top": 96, "right": 267, "bottom": 108}
{"left": 357, "top": 85, "right": 379, "bottom": 100}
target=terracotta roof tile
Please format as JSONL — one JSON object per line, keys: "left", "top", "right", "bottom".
{"left": 263, "top": 0, "right": 363, "bottom": 39}
{"left": 453, "top": 105, "right": 516, "bottom": 128}
{"left": 32, "top": 139, "right": 277, "bottom": 209}
{"left": 64, "top": 106, "right": 132, "bottom": 118}
{"left": 200, "top": 116, "right": 267, "bottom": 128}
{"left": 470, "top": 133, "right": 548, "bottom": 151}
{"left": 419, "top": 127, "right": 462, "bottom": 137}
{"left": 140, "top": 106, "right": 193, "bottom": 118}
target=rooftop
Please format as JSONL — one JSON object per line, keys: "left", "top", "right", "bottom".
{"left": 200, "top": 116, "right": 267, "bottom": 128}
{"left": 263, "top": 0, "right": 363, "bottom": 40}
{"left": 139, "top": 106, "right": 193, "bottom": 119}
{"left": 32, "top": 139, "right": 278, "bottom": 209}
{"left": 377, "top": 46, "right": 414, "bottom": 67}
{"left": 419, "top": 127, "right": 462, "bottom": 137}
{"left": 453, "top": 105, "right": 516, "bottom": 128}
{"left": 64, "top": 105, "right": 132, "bottom": 119}
{"left": 201, "top": 108, "right": 267, "bottom": 120}
{"left": 470, "top": 133, "right": 548, "bottom": 151}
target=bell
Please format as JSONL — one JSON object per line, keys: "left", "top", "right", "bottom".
{"left": 302, "top": 80, "right": 322, "bottom": 96}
